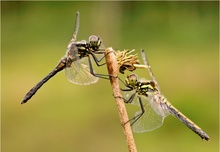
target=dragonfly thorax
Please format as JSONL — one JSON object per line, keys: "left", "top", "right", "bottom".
{"left": 137, "top": 81, "right": 156, "bottom": 97}
{"left": 74, "top": 40, "right": 95, "bottom": 58}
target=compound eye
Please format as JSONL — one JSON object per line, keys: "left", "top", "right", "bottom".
{"left": 89, "top": 35, "right": 101, "bottom": 48}
{"left": 127, "top": 74, "right": 138, "bottom": 85}
{"left": 89, "top": 35, "right": 98, "bottom": 43}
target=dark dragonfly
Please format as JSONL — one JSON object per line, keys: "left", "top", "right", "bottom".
{"left": 21, "top": 12, "right": 106, "bottom": 104}
{"left": 120, "top": 50, "right": 210, "bottom": 141}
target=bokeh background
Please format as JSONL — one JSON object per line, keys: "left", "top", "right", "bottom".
{"left": 2, "top": 1, "right": 219, "bottom": 152}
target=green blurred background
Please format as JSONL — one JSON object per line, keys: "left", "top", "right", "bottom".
{"left": 2, "top": 1, "right": 219, "bottom": 152}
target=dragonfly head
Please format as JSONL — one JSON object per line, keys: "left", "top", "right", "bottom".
{"left": 89, "top": 35, "right": 102, "bottom": 51}
{"left": 125, "top": 74, "right": 138, "bottom": 87}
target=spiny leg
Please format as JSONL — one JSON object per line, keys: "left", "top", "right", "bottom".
{"left": 114, "top": 82, "right": 146, "bottom": 126}
{"left": 87, "top": 50, "right": 118, "bottom": 80}
{"left": 87, "top": 55, "right": 117, "bottom": 80}
{"left": 117, "top": 76, "right": 129, "bottom": 87}
{"left": 115, "top": 91, "right": 136, "bottom": 103}
{"left": 89, "top": 49, "right": 114, "bottom": 67}
{"left": 90, "top": 51, "right": 106, "bottom": 66}
{"left": 117, "top": 94, "right": 145, "bottom": 126}
{"left": 129, "top": 96, "right": 145, "bottom": 126}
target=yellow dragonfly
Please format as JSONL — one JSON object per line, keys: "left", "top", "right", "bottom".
{"left": 121, "top": 50, "right": 210, "bottom": 141}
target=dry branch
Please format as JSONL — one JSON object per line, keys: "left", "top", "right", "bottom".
{"left": 105, "top": 47, "right": 137, "bottom": 152}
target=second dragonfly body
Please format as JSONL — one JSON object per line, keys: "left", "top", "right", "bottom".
{"left": 121, "top": 50, "right": 210, "bottom": 141}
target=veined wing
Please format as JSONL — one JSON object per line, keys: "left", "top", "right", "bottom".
{"left": 65, "top": 56, "right": 98, "bottom": 85}
{"left": 123, "top": 90, "right": 166, "bottom": 132}
{"left": 148, "top": 93, "right": 170, "bottom": 118}
{"left": 133, "top": 96, "right": 165, "bottom": 132}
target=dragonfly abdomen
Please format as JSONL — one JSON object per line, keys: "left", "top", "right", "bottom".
{"left": 21, "top": 59, "right": 67, "bottom": 104}
{"left": 164, "top": 101, "right": 210, "bottom": 141}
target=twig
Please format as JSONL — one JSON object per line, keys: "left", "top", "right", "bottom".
{"left": 105, "top": 47, "right": 137, "bottom": 152}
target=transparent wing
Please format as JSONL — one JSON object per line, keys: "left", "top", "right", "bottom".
{"left": 148, "top": 94, "right": 170, "bottom": 118}
{"left": 124, "top": 90, "right": 168, "bottom": 132}
{"left": 124, "top": 90, "right": 165, "bottom": 132}
{"left": 141, "top": 49, "right": 159, "bottom": 87}
{"left": 132, "top": 96, "right": 165, "bottom": 132}
{"left": 124, "top": 89, "right": 140, "bottom": 106}
{"left": 65, "top": 57, "right": 98, "bottom": 85}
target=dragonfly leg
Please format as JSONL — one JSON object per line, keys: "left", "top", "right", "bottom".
{"left": 114, "top": 91, "right": 135, "bottom": 104}
{"left": 114, "top": 92, "right": 145, "bottom": 126}
{"left": 90, "top": 51, "right": 113, "bottom": 66}
{"left": 129, "top": 96, "right": 145, "bottom": 126}
{"left": 87, "top": 56, "right": 116, "bottom": 80}
{"left": 122, "top": 96, "right": 145, "bottom": 126}
{"left": 117, "top": 76, "right": 128, "bottom": 86}
{"left": 90, "top": 52, "right": 106, "bottom": 66}
{"left": 90, "top": 49, "right": 114, "bottom": 66}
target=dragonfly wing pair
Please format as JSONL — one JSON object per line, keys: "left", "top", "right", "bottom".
{"left": 124, "top": 91, "right": 168, "bottom": 132}
{"left": 65, "top": 56, "right": 98, "bottom": 85}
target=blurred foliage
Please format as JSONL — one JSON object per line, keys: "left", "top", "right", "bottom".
{"left": 2, "top": 1, "right": 219, "bottom": 152}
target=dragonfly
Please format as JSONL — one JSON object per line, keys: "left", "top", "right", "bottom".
{"left": 21, "top": 12, "right": 106, "bottom": 104}
{"left": 120, "top": 49, "right": 210, "bottom": 141}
